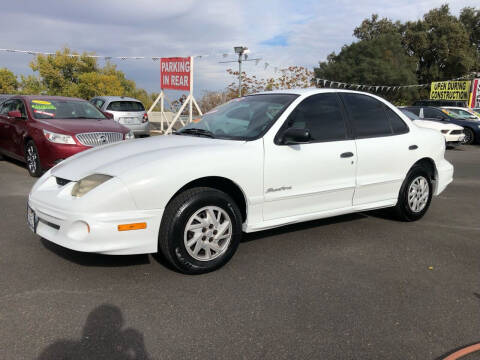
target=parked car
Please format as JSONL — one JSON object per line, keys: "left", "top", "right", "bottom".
{"left": 28, "top": 89, "right": 453, "bottom": 274}
{"left": 413, "top": 99, "right": 466, "bottom": 107}
{"left": 441, "top": 106, "right": 480, "bottom": 120}
{"left": 90, "top": 96, "right": 149, "bottom": 137}
{"left": 0, "top": 94, "right": 13, "bottom": 103}
{"left": 0, "top": 96, "right": 133, "bottom": 177}
{"left": 399, "top": 108, "right": 465, "bottom": 147}
{"left": 403, "top": 106, "right": 480, "bottom": 145}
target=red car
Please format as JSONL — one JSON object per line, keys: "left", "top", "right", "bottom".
{"left": 0, "top": 95, "right": 133, "bottom": 177}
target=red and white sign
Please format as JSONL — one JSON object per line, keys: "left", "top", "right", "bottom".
{"left": 469, "top": 79, "right": 480, "bottom": 108}
{"left": 160, "top": 57, "right": 191, "bottom": 91}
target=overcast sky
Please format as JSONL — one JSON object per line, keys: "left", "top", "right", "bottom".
{"left": 0, "top": 0, "right": 478, "bottom": 98}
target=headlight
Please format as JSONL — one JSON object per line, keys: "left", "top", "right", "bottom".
{"left": 125, "top": 131, "right": 134, "bottom": 140}
{"left": 441, "top": 130, "right": 449, "bottom": 134}
{"left": 71, "top": 174, "right": 112, "bottom": 197}
{"left": 43, "top": 130, "right": 76, "bottom": 144}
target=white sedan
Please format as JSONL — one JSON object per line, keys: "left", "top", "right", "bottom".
{"left": 399, "top": 108, "right": 465, "bottom": 146}
{"left": 28, "top": 89, "right": 454, "bottom": 274}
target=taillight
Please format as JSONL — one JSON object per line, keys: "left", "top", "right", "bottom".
{"left": 142, "top": 112, "right": 148, "bottom": 123}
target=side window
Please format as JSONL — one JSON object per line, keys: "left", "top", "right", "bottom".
{"left": 406, "top": 107, "right": 420, "bottom": 116}
{"left": 341, "top": 93, "right": 391, "bottom": 138}
{"left": 384, "top": 106, "right": 409, "bottom": 134}
{"left": 423, "top": 107, "right": 442, "bottom": 119}
{"left": 286, "top": 93, "right": 347, "bottom": 142}
{"left": 0, "top": 100, "right": 14, "bottom": 115}
{"left": 12, "top": 100, "right": 27, "bottom": 118}
{"left": 91, "top": 99, "right": 105, "bottom": 109}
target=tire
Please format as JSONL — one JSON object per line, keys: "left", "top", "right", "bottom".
{"left": 393, "top": 165, "right": 433, "bottom": 221}
{"left": 25, "top": 141, "right": 43, "bottom": 177}
{"left": 158, "top": 187, "right": 242, "bottom": 274}
{"left": 462, "top": 128, "right": 475, "bottom": 145}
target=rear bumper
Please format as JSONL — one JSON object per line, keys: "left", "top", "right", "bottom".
{"left": 435, "top": 159, "right": 454, "bottom": 196}
{"left": 121, "top": 122, "right": 149, "bottom": 136}
{"left": 28, "top": 192, "right": 163, "bottom": 255}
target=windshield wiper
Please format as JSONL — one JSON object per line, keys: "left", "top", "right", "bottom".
{"left": 177, "top": 128, "right": 215, "bottom": 138}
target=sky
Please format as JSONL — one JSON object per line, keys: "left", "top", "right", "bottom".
{"left": 0, "top": 0, "right": 478, "bottom": 99}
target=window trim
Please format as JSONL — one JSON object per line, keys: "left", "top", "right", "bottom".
{"left": 339, "top": 93, "right": 409, "bottom": 140}
{"left": 274, "top": 92, "right": 353, "bottom": 145}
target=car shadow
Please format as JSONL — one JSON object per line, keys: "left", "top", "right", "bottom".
{"left": 40, "top": 239, "right": 150, "bottom": 267}
{"left": 241, "top": 212, "right": 368, "bottom": 243}
{"left": 37, "top": 304, "right": 151, "bottom": 360}
{"left": 0, "top": 154, "right": 28, "bottom": 170}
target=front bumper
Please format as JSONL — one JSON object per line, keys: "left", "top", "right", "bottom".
{"left": 443, "top": 133, "right": 465, "bottom": 144}
{"left": 28, "top": 174, "right": 162, "bottom": 255}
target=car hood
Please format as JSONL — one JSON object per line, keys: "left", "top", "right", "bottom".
{"left": 39, "top": 118, "right": 128, "bottom": 134}
{"left": 51, "top": 135, "right": 243, "bottom": 181}
{"left": 413, "top": 119, "right": 463, "bottom": 130}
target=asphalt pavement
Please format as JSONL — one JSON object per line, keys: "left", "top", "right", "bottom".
{"left": 0, "top": 146, "right": 479, "bottom": 360}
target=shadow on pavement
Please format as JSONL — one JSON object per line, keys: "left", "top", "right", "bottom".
{"left": 37, "top": 304, "right": 150, "bottom": 360}
{"left": 40, "top": 239, "right": 150, "bottom": 267}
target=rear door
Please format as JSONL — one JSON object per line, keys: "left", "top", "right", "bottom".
{"left": 263, "top": 93, "right": 357, "bottom": 220}
{"left": 0, "top": 100, "right": 16, "bottom": 153}
{"left": 8, "top": 99, "right": 29, "bottom": 156}
{"left": 340, "top": 93, "right": 414, "bottom": 206}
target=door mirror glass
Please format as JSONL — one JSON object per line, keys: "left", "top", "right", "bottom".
{"left": 281, "top": 127, "right": 311, "bottom": 144}
{"left": 8, "top": 110, "right": 22, "bottom": 118}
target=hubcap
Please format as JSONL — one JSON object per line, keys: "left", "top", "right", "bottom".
{"left": 408, "top": 176, "right": 429, "bottom": 213}
{"left": 26, "top": 145, "right": 37, "bottom": 173}
{"left": 184, "top": 206, "right": 232, "bottom": 261}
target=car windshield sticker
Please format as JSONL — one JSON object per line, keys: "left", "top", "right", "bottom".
{"left": 34, "top": 109, "right": 55, "bottom": 117}
{"left": 31, "top": 100, "right": 56, "bottom": 110}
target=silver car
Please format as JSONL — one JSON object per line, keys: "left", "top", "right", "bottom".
{"left": 90, "top": 96, "right": 149, "bottom": 137}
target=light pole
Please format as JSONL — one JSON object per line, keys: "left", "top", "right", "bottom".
{"left": 219, "top": 46, "right": 261, "bottom": 97}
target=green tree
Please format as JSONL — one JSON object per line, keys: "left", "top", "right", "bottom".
{"left": 314, "top": 33, "right": 418, "bottom": 102}
{"left": 353, "top": 14, "right": 402, "bottom": 41}
{"left": 460, "top": 7, "right": 480, "bottom": 71}
{"left": 0, "top": 68, "right": 18, "bottom": 94}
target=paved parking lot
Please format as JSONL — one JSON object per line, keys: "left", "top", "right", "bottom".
{"left": 1, "top": 146, "right": 479, "bottom": 360}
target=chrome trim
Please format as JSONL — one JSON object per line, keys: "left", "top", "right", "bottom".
{"left": 76, "top": 132, "right": 123, "bottom": 147}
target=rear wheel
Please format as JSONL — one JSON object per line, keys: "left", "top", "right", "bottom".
{"left": 158, "top": 187, "right": 242, "bottom": 274}
{"left": 462, "top": 128, "right": 475, "bottom": 145}
{"left": 25, "top": 141, "right": 43, "bottom": 177}
{"left": 393, "top": 165, "right": 433, "bottom": 221}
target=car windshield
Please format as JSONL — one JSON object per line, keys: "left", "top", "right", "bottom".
{"left": 29, "top": 99, "right": 107, "bottom": 120}
{"left": 446, "top": 108, "right": 474, "bottom": 117}
{"left": 106, "top": 101, "right": 145, "bottom": 112}
{"left": 177, "top": 94, "right": 298, "bottom": 140}
{"left": 400, "top": 109, "right": 420, "bottom": 120}
{"left": 441, "top": 109, "right": 467, "bottom": 119}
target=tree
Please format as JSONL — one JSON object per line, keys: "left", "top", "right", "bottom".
{"left": 0, "top": 68, "right": 18, "bottom": 94}
{"left": 460, "top": 7, "right": 480, "bottom": 71}
{"left": 353, "top": 14, "right": 402, "bottom": 41}
{"left": 403, "top": 5, "right": 477, "bottom": 83}
{"left": 314, "top": 33, "right": 418, "bottom": 102}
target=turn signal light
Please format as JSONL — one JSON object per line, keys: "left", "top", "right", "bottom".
{"left": 118, "top": 222, "right": 147, "bottom": 231}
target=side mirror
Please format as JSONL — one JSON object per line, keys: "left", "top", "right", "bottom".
{"left": 281, "top": 127, "right": 311, "bottom": 145}
{"left": 8, "top": 110, "right": 22, "bottom": 119}
{"left": 103, "top": 111, "right": 114, "bottom": 119}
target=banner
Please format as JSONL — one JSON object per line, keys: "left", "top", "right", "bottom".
{"left": 430, "top": 81, "right": 471, "bottom": 101}
{"left": 469, "top": 79, "right": 480, "bottom": 108}
{"left": 160, "top": 57, "right": 191, "bottom": 91}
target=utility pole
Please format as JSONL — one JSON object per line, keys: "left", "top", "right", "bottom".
{"left": 219, "top": 46, "right": 261, "bottom": 97}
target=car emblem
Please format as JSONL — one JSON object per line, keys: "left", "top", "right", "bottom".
{"left": 98, "top": 135, "right": 107, "bottom": 143}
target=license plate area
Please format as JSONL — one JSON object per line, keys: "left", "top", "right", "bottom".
{"left": 120, "top": 117, "right": 139, "bottom": 125}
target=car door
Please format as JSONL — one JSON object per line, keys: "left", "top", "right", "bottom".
{"left": 8, "top": 99, "right": 29, "bottom": 157}
{"left": 263, "top": 93, "right": 357, "bottom": 221}
{"left": 339, "top": 93, "right": 414, "bottom": 207}
{"left": 0, "top": 100, "right": 15, "bottom": 153}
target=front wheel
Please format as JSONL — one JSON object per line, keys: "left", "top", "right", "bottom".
{"left": 158, "top": 187, "right": 242, "bottom": 274}
{"left": 393, "top": 166, "right": 433, "bottom": 221}
{"left": 462, "top": 128, "right": 475, "bottom": 145}
{"left": 25, "top": 141, "right": 43, "bottom": 177}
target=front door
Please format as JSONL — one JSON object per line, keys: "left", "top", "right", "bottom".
{"left": 263, "top": 93, "right": 357, "bottom": 221}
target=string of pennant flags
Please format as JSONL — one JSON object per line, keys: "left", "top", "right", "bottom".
{"left": 0, "top": 47, "right": 474, "bottom": 91}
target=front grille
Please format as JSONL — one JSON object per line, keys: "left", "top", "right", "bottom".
{"left": 450, "top": 130, "right": 463, "bottom": 135}
{"left": 56, "top": 177, "right": 70, "bottom": 186}
{"left": 76, "top": 132, "right": 123, "bottom": 147}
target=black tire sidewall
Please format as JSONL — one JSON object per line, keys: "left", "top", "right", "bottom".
{"left": 463, "top": 128, "right": 474, "bottom": 145}
{"left": 26, "top": 141, "right": 42, "bottom": 177}
{"left": 398, "top": 167, "right": 433, "bottom": 221}
{"left": 165, "top": 190, "right": 242, "bottom": 274}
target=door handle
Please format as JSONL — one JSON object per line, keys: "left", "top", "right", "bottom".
{"left": 340, "top": 152, "right": 354, "bottom": 158}
{"left": 409, "top": 145, "right": 418, "bottom": 150}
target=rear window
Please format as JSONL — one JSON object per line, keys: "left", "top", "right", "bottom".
{"left": 106, "top": 101, "right": 144, "bottom": 112}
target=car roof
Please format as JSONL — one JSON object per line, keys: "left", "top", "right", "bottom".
{"left": 442, "top": 106, "right": 470, "bottom": 110}
{"left": 92, "top": 96, "right": 142, "bottom": 102}
{"left": 255, "top": 88, "right": 395, "bottom": 98}
{"left": 12, "top": 95, "right": 86, "bottom": 101}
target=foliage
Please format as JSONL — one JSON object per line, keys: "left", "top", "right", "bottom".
{"left": 0, "top": 68, "right": 19, "bottom": 94}
{"left": 314, "top": 4, "right": 480, "bottom": 104}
